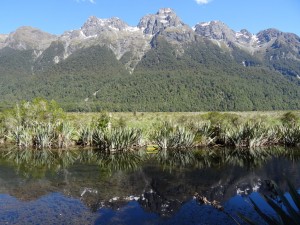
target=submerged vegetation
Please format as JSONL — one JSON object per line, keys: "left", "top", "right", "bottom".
{"left": 0, "top": 99, "right": 300, "bottom": 150}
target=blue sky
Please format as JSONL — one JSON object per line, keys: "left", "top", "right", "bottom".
{"left": 1, "top": 0, "right": 299, "bottom": 35}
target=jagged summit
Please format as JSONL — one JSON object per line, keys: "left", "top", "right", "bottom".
{"left": 0, "top": 8, "right": 299, "bottom": 77}
{"left": 194, "top": 21, "right": 260, "bottom": 48}
{"left": 81, "top": 16, "right": 131, "bottom": 36}
{"left": 138, "top": 8, "right": 185, "bottom": 35}
{"left": 194, "top": 20, "right": 236, "bottom": 42}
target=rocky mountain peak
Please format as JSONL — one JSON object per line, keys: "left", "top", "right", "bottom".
{"left": 256, "top": 28, "right": 282, "bottom": 44}
{"left": 240, "top": 29, "right": 251, "bottom": 36}
{"left": 235, "top": 29, "right": 253, "bottom": 43}
{"left": 4, "top": 26, "right": 57, "bottom": 50}
{"left": 81, "top": 16, "right": 130, "bottom": 36}
{"left": 194, "top": 20, "right": 236, "bottom": 42}
{"left": 138, "top": 8, "right": 185, "bottom": 35}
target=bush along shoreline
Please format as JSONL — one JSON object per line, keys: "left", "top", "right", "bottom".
{"left": 1, "top": 99, "right": 300, "bottom": 151}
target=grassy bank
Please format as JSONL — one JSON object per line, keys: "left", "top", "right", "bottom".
{"left": 1, "top": 99, "right": 300, "bottom": 150}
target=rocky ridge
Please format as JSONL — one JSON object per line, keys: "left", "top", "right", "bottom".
{"left": 0, "top": 8, "right": 299, "bottom": 73}
{"left": 2, "top": 26, "right": 57, "bottom": 51}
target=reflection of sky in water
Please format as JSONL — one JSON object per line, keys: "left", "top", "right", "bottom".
{"left": 0, "top": 148, "right": 300, "bottom": 224}
{"left": 0, "top": 193, "right": 97, "bottom": 224}
{"left": 0, "top": 192, "right": 285, "bottom": 224}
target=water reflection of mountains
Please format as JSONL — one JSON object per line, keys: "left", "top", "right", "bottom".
{"left": 0, "top": 147, "right": 300, "bottom": 216}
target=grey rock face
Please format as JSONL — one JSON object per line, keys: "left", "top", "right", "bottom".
{"left": 81, "top": 16, "right": 130, "bottom": 36}
{"left": 194, "top": 20, "right": 298, "bottom": 60}
{"left": 3, "top": 26, "right": 57, "bottom": 51}
{"left": 138, "top": 8, "right": 185, "bottom": 35}
{"left": 257, "top": 28, "right": 281, "bottom": 44}
{"left": 194, "top": 21, "right": 236, "bottom": 43}
{"left": 256, "top": 28, "right": 300, "bottom": 61}
{"left": 236, "top": 29, "right": 253, "bottom": 43}
{"left": 159, "top": 26, "right": 196, "bottom": 44}
{"left": 0, "top": 34, "right": 8, "bottom": 48}
{"left": 58, "top": 15, "right": 151, "bottom": 72}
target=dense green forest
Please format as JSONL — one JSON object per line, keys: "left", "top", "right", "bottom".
{"left": 0, "top": 35, "right": 300, "bottom": 112}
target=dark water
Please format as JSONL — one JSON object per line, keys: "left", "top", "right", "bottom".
{"left": 0, "top": 147, "right": 299, "bottom": 225}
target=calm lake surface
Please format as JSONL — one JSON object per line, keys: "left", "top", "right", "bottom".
{"left": 0, "top": 147, "right": 299, "bottom": 225}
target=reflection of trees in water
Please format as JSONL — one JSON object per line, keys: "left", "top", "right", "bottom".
{"left": 0, "top": 148, "right": 144, "bottom": 178}
{"left": 2, "top": 148, "right": 58, "bottom": 178}
{"left": 219, "top": 147, "right": 300, "bottom": 169}
{"left": 95, "top": 151, "right": 143, "bottom": 172}
{"left": 220, "top": 148, "right": 273, "bottom": 169}
{"left": 1, "top": 147, "right": 300, "bottom": 217}
{"left": 150, "top": 147, "right": 300, "bottom": 172}
{"left": 154, "top": 149, "right": 197, "bottom": 171}
{"left": 1, "top": 147, "right": 300, "bottom": 178}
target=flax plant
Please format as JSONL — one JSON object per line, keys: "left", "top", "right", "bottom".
{"left": 55, "top": 121, "right": 76, "bottom": 148}
{"left": 93, "top": 127, "right": 141, "bottom": 151}
{"left": 9, "top": 125, "right": 32, "bottom": 148}
{"left": 223, "top": 122, "right": 269, "bottom": 148}
{"left": 195, "top": 122, "right": 218, "bottom": 146}
{"left": 278, "top": 125, "right": 300, "bottom": 146}
{"left": 77, "top": 124, "right": 95, "bottom": 146}
{"left": 153, "top": 122, "right": 196, "bottom": 149}
{"left": 32, "top": 122, "right": 55, "bottom": 149}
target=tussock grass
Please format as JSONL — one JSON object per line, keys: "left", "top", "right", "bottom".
{"left": 1, "top": 99, "right": 300, "bottom": 150}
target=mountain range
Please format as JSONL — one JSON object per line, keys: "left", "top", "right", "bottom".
{"left": 0, "top": 8, "right": 300, "bottom": 111}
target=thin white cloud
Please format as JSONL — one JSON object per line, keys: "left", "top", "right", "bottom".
{"left": 195, "top": 0, "right": 212, "bottom": 5}
{"left": 76, "top": 0, "right": 96, "bottom": 4}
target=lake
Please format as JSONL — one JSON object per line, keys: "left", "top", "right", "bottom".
{"left": 0, "top": 147, "right": 299, "bottom": 224}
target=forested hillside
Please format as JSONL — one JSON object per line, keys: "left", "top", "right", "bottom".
{"left": 0, "top": 9, "right": 300, "bottom": 112}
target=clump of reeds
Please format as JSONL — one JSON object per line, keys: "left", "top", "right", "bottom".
{"left": 77, "top": 124, "right": 94, "bottom": 147}
{"left": 32, "top": 122, "right": 55, "bottom": 149}
{"left": 221, "top": 122, "right": 276, "bottom": 148}
{"left": 9, "top": 125, "right": 33, "bottom": 148}
{"left": 6, "top": 121, "right": 77, "bottom": 149}
{"left": 278, "top": 125, "right": 300, "bottom": 146}
{"left": 93, "top": 127, "right": 142, "bottom": 151}
{"left": 152, "top": 122, "right": 195, "bottom": 149}
{"left": 194, "top": 122, "right": 219, "bottom": 146}
{"left": 55, "top": 121, "right": 76, "bottom": 148}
